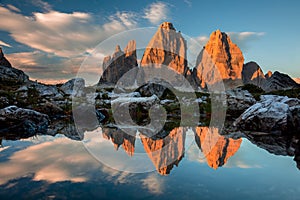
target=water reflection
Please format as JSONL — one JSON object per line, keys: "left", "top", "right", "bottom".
{"left": 1, "top": 125, "right": 300, "bottom": 199}
{"left": 1, "top": 123, "right": 300, "bottom": 175}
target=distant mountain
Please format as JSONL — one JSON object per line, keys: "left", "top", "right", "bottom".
{"left": 262, "top": 71, "right": 300, "bottom": 92}
{"left": 242, "top": 61, "right": 266, "bottom": 87}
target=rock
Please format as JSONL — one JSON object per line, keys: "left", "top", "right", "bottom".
{"left": 262, "top": 71, "right": 300, "bottom": 92}
{"left": 34, "top": 101, "right": 64, "bottom": 117}
{"left": 0, "top": 97, "right": 9, "bottom": 108}
{"left": 60, "top": 78, "right": 85, "bottom": 96}
{"left": 140, "top": 22, "right": 188, "bottom": 76}
{"left": 72, "top": 104, "right": 105, "bottom": 133}
{"left": 0, "top": 65, "right": 29, "bottom": 84}
{"left": 18, "top": 82, "right": 61, "bottom": 98}
{"left": 234, "top": 95, "right": 300, "bottom": 134}
{"left": 244, "top": 134, "right": 296, "bottom": 156}
{"left": 194, "top": 126, "right": 242, "bottom": 169}
{"left": 47, "top": 119, "right": 84, "bottom": 141}
{"left": 0, "top": 47, "right": 12, "bottom": 68}
{"left": 136, "top": 81, "right": 174, "bottom": 98}
{"left": 226, "top": 88, "right": 257, "bottom": 115}
{"left": 195, "top": 30, "right": 244, "bottom": 89}
{"left": 242, "top": 61, "right": 266, "bottom": 87}
{"left": 140, "top": 127, "right": 186, "bottom": 175}
{"left": 0, "top": 106, "right": 49, "bottom": 137}
{"left": 99, "top": 40, "right": 138, "bottom": 85}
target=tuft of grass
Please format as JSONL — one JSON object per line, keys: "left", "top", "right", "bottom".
{"left": 239, "top": 84, "right": 265, "bottom": 101}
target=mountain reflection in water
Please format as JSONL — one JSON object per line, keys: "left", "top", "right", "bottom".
{"left": 1, "top": 123, "right": 300, "bottom": 199}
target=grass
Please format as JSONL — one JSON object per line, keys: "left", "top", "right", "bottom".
{"left": 240, "top": 84, "right": 300, "bottom": 100}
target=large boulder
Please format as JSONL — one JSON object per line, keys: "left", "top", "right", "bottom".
{"left": 0, "top": 106, "right": 49, "bottom": 138}
{"left": 60, "top": 78, "right": 85, "bottom": 96}
{"left": 234, "top": 95, "right": 300, "bottom": 135}
{"left": 226, "top": 88, "right": 256, "bottom": 115}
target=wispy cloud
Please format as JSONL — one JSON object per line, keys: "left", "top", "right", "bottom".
{"left": 6, "top": 51, "right": 83, "bottom": 83}
{"left": 144, "top": 2, "right": 169, "bottom": 25}
{"left": 183, "top": 0, "right": 192, "bottom": 7}
{"left": 0, "top": 6, "right": 137, "bottom": 57}
{"left": 0, "top": 40, "right": 12, "bottom": 47}
{"left": 227, "top": 31, "right": 265, "bottom": 51}
{"left": 6, "top": 4, "right": 21, "bottom": 12}
{"left": 32, "top": 0, "right": 52, "bottom": 11}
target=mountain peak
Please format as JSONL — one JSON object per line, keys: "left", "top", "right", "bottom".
{"left": 195, "top": 29, "right": 244, "bottom": 89}
{"left": 0, "top": 47, "right": 12, "bottom": 68}
{"left": 115, "top": 45, "right": 122, "bottom": 53}
{"left": 160, "top": 22, "right": 176, "bottom": 30}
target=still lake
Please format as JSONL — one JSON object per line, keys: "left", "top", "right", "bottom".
{"left": 0, "top": 125, "right": 299, "bottom": 200}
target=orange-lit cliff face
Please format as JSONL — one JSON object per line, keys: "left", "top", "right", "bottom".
{"left": 140, "top": 127, "right": 186, "bottom": 175}
{"left": 140, "top": 22, "right": 188, "bottom": 76}
{"left": 194, "top": 127, "right": 242, "bottom": 169}
{"left": 195, "top": 30, "right": 244, "bottom": 88}
{"left": 102, "top": 128, "right": 135, "bottom": 156}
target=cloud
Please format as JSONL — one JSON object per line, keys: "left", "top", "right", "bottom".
{"left": 0, "top": 5, "right": 139, "bottom": 83}
{"left": 183, "top": 0, "right": 192, "bottom": 7}
{"left": 32, "top": 0, "right": 52, "bottom": 11}
{"left": 0, "top": 6, "right": 137, "bottom": 57}
{"left": 144, "top": 2, "right": 169, "bottom": 25}
{"left": 141, "top": 174, "right": 165, "bottom": 195}
{"left": 6, "top": 4, "right": 21, "bottom": 12}
{"left": 6, "top": 51, "right": 83, "bottom": 83}
{"left": 0, "top": 133, "right": 166, "bottom": 195}
{"left": 227, "top": 31, "right": 265, "bottom": 51}
{"left": 0, "top": 40, "right": 12, "bottom": 47}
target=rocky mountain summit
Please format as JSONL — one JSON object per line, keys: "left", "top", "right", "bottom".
{"left": 99, "top": 40, "right": 138, "bottom": 85}
{"left": 141, "top": 22, "right": 188, "bottom": 76}
{"left": 98, "top": 22, "right": 299, "bottom": 92}
{"left": 195, "top": 30, "right": 244, "bottom": 89}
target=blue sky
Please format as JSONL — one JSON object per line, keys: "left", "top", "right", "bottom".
{"left": 0, "top": 0, "right": 299, "bottom": 83}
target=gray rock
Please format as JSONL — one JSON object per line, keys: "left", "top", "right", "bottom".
{"left": 0, "top": 97, "right": 9, "bottom": 108}
{"left": 60, "top": 78, "right": 85, "bottom": 96}
{"left": 0, "top": 65, "right": 29, "bottom": 84}
{"left": 0, "top": 106, "right": 49, "bottom": 137}
{"left": 234, "top": 95, "right": 300, "bottom": 134}
{"left": 226, "top": 88, "right": 256, "bottom": 114}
